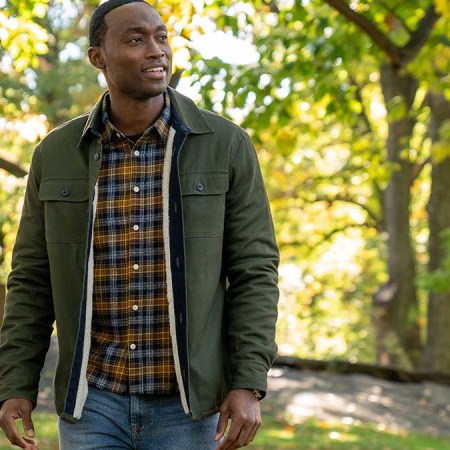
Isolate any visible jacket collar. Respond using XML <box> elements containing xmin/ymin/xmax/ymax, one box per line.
<box><xmin>78</xmin><ymin>88</ymin><xmax>213</xmax><ymax>148</ymax></box>
<box><xmin>166</xmin><ymin>87</ymin><xmax>213</xmax><ymax>135</ymax></box>
<box><xmin>78</xmin><ymin>93</ymin><xmax>105</xmax><ymax>148</ymax></box>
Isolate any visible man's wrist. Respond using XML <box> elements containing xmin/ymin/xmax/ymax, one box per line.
<box><xmin>245</xmin><ymin>388</ymin><xmax>263</xmax><ymax>400</ymax></box>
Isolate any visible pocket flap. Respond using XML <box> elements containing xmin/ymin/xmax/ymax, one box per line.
<box><xmin>39</xmin><ymin>179</ymin><xmax>89</xmax><ymax>202</ymax></box>
<box><xmin>180</xmin><ymin>173</ymin><xmax>228</xmax><ymax>196</ymax></box>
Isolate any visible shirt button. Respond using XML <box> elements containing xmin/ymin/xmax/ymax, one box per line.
<box><xmin>196</xmin><ymin>182</ymin><xmax>204</xmax><ymax>192</ymax></box>
<box><xmin>133</xmin><ymin>224</ymin><xmax>139</xmax><ymax>231</ymax></box>
<box><xmin>116</xmin><ymin>132</ymin><xmax>121</xmax><ymax>138</ymax></box>
<box><xmin>133</xmin><ymin>186</ymin><xmax>140</xmax><ymax>193</ymax></box>
<box><xmin>94</xmin><ymin>152</ymin><xmax>100</xmax><ymax>161</ymax></box>
<box><xmin>132</xmin><ymin>304</ymin><xmax>139</xmax><ymax>311</ymax></box>
<box><xmin>133</xmin><ymin>264</ymin><xmax>139</xmax><ymax>270</ymax></box>
<box><xmin>130</xmin><ymin>343</ymin><xmax>136</xmax><ymax>350</ymax></box>
<box><xmin>134</xmin><ymin>150</ymin><xmax>140</xmax><ymax>156</ymax></box>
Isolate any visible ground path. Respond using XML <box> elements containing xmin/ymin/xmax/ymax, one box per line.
<box><xmin>37</xmin><ymin>338</ymin><xmax>450</xmax><ymax>440</ymax></box>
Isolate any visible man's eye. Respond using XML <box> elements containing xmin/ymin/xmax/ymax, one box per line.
<box><xmin>129</xmin><ymin>37</ymin><xmax>143</xmax><ymax>43</ymax></box>
<box><xmin>158</xmin><ymin>35</ymin><xmax>168</xmax><ymax>41</ymax></box>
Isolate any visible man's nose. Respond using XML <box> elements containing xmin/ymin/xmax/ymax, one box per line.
<box><xmin>145</xmin><ymin>39</ymin><xmax>165</xmax><ymax>58</ymax></box>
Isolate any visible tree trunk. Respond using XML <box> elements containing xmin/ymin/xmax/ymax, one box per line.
<box><xmin>0</xmin><ymin>224</ymin><xmax>5</xmax><ymax>326</ymax></box>
<box><xmin>0</xmin><ymin>283</ymin><xmax>4</xmax><ymax>326</ymax></box>
<box><xmin>374</xmin><ymin>64</ymin><xmax>421</xmax><ymax>368</ymax></box>
<box><xmin>423</xmin><ymin>92</ymin><xmax>450</xmax><ymax>373</ymax></box>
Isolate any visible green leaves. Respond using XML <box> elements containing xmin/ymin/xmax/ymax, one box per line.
<box><xmin>0</xmin><ymin>0</ymin><xmax>449</xmax><ymax>366</ymax></box>
<box><xmin>431</xmin><ymin>119</ymin><xmax>450</xmax><ymax>163</ymax></box>
<box><xmin>1</xmin><ymin>1</ymin><xmax>49</xmax><ymax>71</ymax></box>
<box><xmin>418</xmin><ymin>228</ymin><xmax>450</xmax><ymax>294</ymax></box>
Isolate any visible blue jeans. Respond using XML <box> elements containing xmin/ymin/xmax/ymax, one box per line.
<box><xmin>58</xmin><ymin>387</ymin><xmax>219</xmax><ymax>449</ymax></box>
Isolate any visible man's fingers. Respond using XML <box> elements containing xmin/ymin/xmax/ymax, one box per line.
<box><xmin>219</xmin><ymin>426</ymin><xmax>253</xmax><ymax>450</ymax></box>
<box><xmin>215</xmin><ymin>390</ymin><xmax>263</xmax><ymax>449</ymax></box>
<box><xmin>215</xmin><ymin>409</ymin><xmax>229</xmax><ymax>441</ymax></box>
<box><xmin>4</xmin><ymin>415</ymin><xmax>36</xmax><ymax>449</ymax></box>
<box><xmin>238</xmin><ymin>424</ymin><xmax>254</xmax><ymax>447</ymax></box>
<box><xmin>20</xmin><ymin>406</ymin><xmax>35</xmax><ymax>438</ymax></box>
<box><xmin>223</xmin><ymin>416</ymin><xmax>242</xmax><ymax>443</ymax></box>
<box><xmin>216</xmin><ymin>419</ymin><xmax>246</xmax><ymax>450</ymax></box>
<box><xmin>233</xmin><ymin>426</ymin><xmax>251</xmax><ymax>449</ymax></box>
<box><xmin>0</xmin><ymin>399</ymin><xmax>38</xmax><ymax>449</ymax></box>
<box><xmin>244</xmin><ymin>421</ymin><xmax>260</xmax><ymax>446</ymax></box>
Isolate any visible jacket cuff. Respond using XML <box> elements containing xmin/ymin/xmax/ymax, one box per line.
<box><xmin>230</xmin><ymin>365</ymin><xmax>268</xmax><ymax>398</ymax></box>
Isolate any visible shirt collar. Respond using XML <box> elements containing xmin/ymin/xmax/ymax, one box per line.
<box><xmin>100</xmin><ymin>91</ymin><xmax>171</xmax><ymax>144</ymax></box>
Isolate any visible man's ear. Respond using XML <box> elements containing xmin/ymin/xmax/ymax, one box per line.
<box><xmin>88</xmin><ymin>47</ymin><xmax>105</xmax><ymax>70</ymax></box>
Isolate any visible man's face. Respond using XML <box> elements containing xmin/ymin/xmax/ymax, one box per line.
<box><xmin>92</xmin><ymin>2</ymin><xmax>173</xmax><ymax>101</ymax></box>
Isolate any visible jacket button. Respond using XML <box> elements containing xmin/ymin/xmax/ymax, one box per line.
<box><xmin>94</xmin><ymin>152</ymin><xmax>100</xmax><ymax>161</ymax></box>
<box><xmin>196</xmin><ymin>182</ymin><xmax>204</xmax><ymax>192</ymax></box>
<box><xmin>61</xmin><ymin>188</ymin><xmax>69</xmax><ymax>197</ymax></box>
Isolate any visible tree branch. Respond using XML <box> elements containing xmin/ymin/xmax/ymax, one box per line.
<box><xmin>324</xmin><ymin>1</ymin><xmax>440</xmax><ymax>67</ymax></box>
<box><xmin>378</xmin><ymin>0</ymin><xmax>413</xmax><ymax>35</ymax></box>
<box><xmin>399</xmin><ymin>4</ymin><xmax>440</xmax><ymax>65</ymax></box>
<box><xmin>262</xmin><ymin>0</ymin><xmax>280</xmax><ymax>13</ymax></box>
<box><xmin>371</xmin><ymin>181</ymin><xmax>385</xmax><ymax>232</ymax></box>
<box><xmin>278</xmin><ymin>222</ymin><xmax>377</xmax><ymax>250</ymax></box>
<box><xmin>348</xmin><ymin>75</ymin><xmax>374</xmax><ymax>134</ymax></box>
<box><xmin>315</xmin><ymin>193</ymin><xmax>381</xmax><ymax>229</ymax></box>
<box><xmin>0</xmin><ymin>157</ymin><xmax>28</xmax><ymax>178</ymax></box>
<box><xmin>322</xmin><ymin>0</ymin><xmax>402</xmax><ymax>66</ymax></box>
<box><xmin>410</xmin><ymin>156</ymin><xmax>431</xmax><ymax>183</ymax></box>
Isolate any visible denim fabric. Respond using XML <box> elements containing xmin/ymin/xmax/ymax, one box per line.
<box><xmin>58</xmin><ymin>387</ymin><xmax>219</xmax><ymax>449</ymax></box>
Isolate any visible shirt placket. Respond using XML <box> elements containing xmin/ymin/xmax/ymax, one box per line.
<box><xmin>129</xmin><ymin>137</ymin><xmax>144</xmax><ymax>392</ymax></box>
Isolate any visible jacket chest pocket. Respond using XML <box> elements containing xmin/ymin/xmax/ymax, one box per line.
<box><xmin>180</xmin><ymin>173</ymin><xmax>228</xmax><ymax>238</ymax></box>
<box><xmin>39</xmin><ymin>179</ymin><xmax>90</xmax><ymax>243</ymax></box>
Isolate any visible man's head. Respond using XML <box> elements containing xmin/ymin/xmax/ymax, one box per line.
<box><xmin>88</xmin><ymin>0</ymin><xmax>173</xmax><ymax>102</ymax></box>
<box><xmin>89</xmin><ymin>0</ymin><xmax>147</xmax><ymax>47</ymax></box>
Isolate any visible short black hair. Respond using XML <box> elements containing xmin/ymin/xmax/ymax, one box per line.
<box><xmin>89</xmin><ymin>0</ymin><xmax>149</xmax><ymax>47</ymax></box>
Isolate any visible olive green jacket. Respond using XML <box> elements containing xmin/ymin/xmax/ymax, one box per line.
<box><xmin>0</xmin><ymin>88</ymin><xmax>279</xmax><ymax>422</ymax></box>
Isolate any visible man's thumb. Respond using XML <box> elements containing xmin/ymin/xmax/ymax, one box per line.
<box><xmin>21</xmin><ymin>409</ymin><xmax>35</xmax><ymax>437</ymax></box>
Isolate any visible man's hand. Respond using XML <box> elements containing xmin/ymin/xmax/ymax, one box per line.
<box><xmin>0</xmin><ymin>398</ymin><xmax>38</xmax><ymax>449</ymax></box>
<box><xmin>215</xmin><ymin>389</ymin><xmax>262</xmax><ymax>449</ymax></box>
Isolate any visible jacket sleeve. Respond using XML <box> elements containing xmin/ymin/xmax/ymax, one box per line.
<box><xmin>0</xmin><ymin>145</ymin><xmax>55</xmax><ymax>408</ymax></box>
<box><xmin>224</xmin><ymin>130</ymin><xmax>279</xmax><ymax>395</ymax></box>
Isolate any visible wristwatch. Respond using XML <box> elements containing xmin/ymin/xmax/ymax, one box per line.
<box><xmin>251</xmin><ymin>389</ymin><xmax>263</xmax><ymax>400</ymax></box>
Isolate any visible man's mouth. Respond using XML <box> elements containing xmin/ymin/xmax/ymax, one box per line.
<box><xmin>143</xmin><ymin>66</ymin><xmax>165</xmax><ymax>73</ymax></box>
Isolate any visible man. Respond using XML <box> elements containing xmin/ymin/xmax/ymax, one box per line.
<box><xmin>0</xmin><ymin>1</ymin><xmax>279</xmax><ymax>449</ymax></box>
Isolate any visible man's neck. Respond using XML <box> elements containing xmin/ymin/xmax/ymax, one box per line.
<box><xmin>108</xmin><ymin>93</ymin><xmax>165</xmax><ymax>136</ymax></box>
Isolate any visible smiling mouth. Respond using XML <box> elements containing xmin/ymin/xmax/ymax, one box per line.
<box><xmin>143</xmin><ymin>66</ymin><xmax>165</xmax><ymax>73</ymax></box>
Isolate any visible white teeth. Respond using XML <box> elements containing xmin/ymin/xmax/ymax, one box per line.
<box><xmin>144</xmin><ymin>67</ymin><xmax>164</xmax><ymax>73</ymax></box>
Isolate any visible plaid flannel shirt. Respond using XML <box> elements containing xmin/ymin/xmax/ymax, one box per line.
<box><xmin>86</xmin><ymin>93</ymin><xmax>177</xmax><ymax>394</ymax></box>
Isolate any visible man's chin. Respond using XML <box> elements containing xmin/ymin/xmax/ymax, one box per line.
<box><xmin>134</xmin><ymin>87</ymin><xmax>168</xmax><ymax>101</ymax></box>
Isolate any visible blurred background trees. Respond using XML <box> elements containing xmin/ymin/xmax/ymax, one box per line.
<box><xmin>1</xmin><ymin>0</ymin><xmax>449</xmax><ymax>373</ymax></box>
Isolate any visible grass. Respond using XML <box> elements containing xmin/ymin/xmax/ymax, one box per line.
<box><xmin>0</xmin><ymin>412</ymin><xmax>449</xmax><ymax>449</ymax></box>
<box><xmin>251</xmin><ymin>415</ymin><xmax>450</xmax><ymax>450</ymax></box>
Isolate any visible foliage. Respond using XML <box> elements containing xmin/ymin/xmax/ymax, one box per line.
<box><xmin>0</xmin><ymin>0</ymin><xmax>102</xmax><ymax>282</ymax></box>
<box><xmin>431</xmin><ymin>119</ymin><xmax>450</xmax><ymax>164</ymax></box>
<box><xmin>0</xmin><ymin>0</ymin><xmax>49</xmax><ymax>71</ymax></box>
<box><xmin>1</xmin><ymin>0</ymin><xmax>450</xmax><ymax>366</ymax></box>
<box><xmin>182</xmin><ymin>0</ymin><xmax>450</xmax><ymax>366</ymax></box>
<box><xmin>417</xmin><ymin>228</ymin><xmax>450</xmax><ymax>294</ymax></box>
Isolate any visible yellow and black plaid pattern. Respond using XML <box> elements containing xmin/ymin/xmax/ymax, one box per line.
<box><xmin>87</xmin><ymin>94</ymin><xmax>178</xmax><ymax>394</ymax></box>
